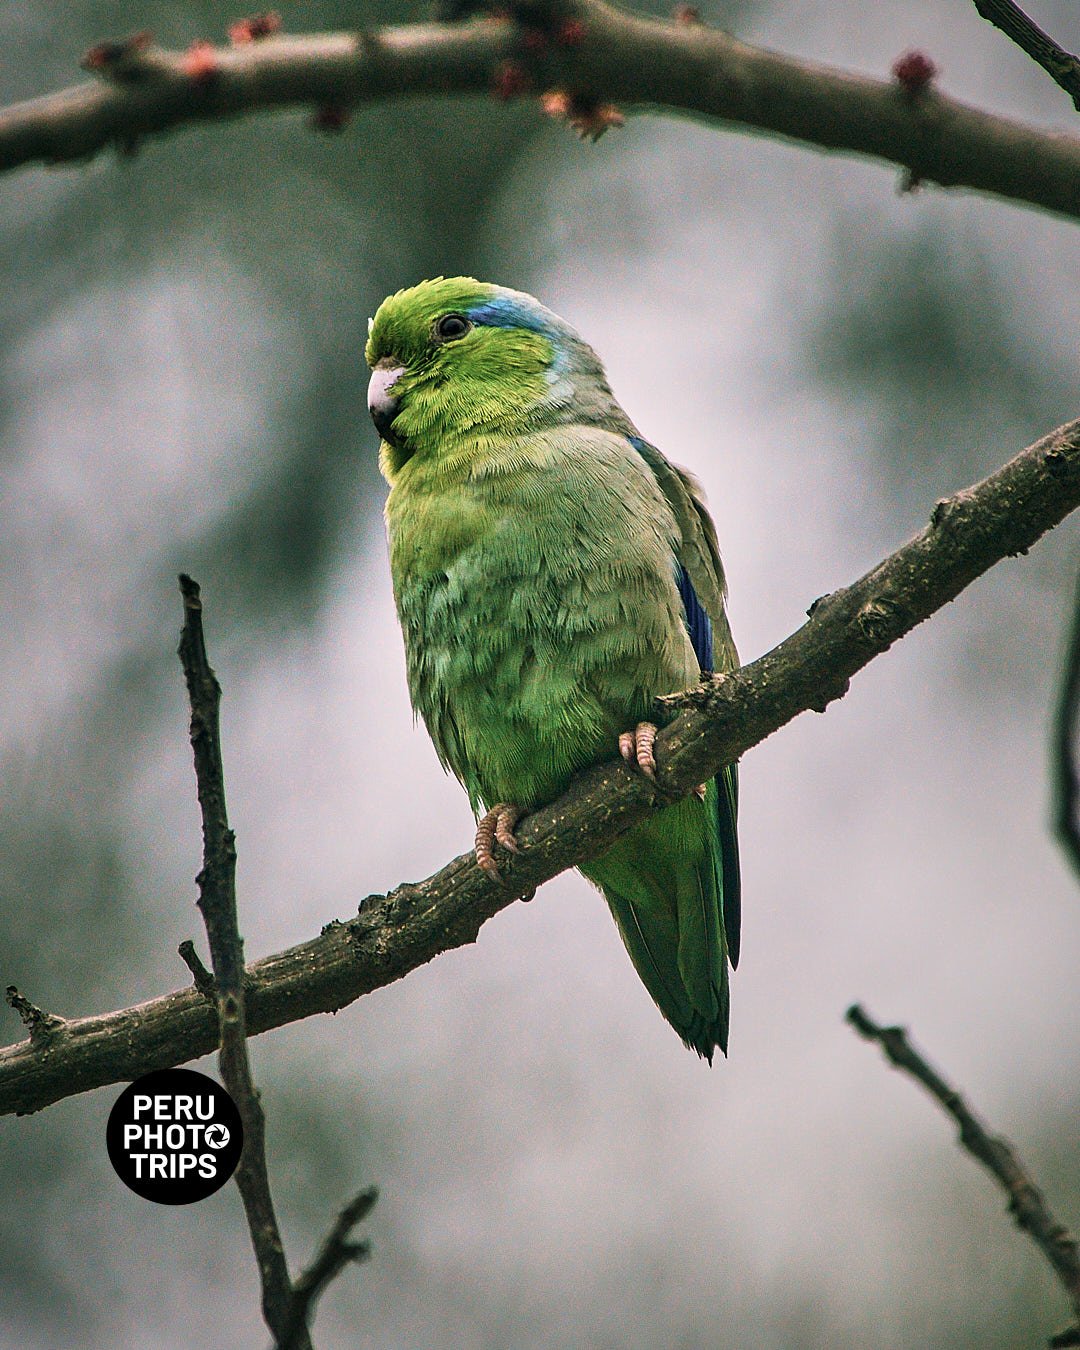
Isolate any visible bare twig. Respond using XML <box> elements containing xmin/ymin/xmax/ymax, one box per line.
<box><xmin>178</xmin><ymin>577</ymin><xmax>375</xmax><ymax>1350</ymax></box>
<box><xmin>1</xmin><ymin>3</ymin><xmax>1080</xmax><ymax>222</ymax></box>
<box><xmin>280</xmin><ymin>1187</ymin><xmax>379</xmax><ymax>1350</ymax></box>
<box><xmin>1053</xmin><ymin>561</ymin><xmax>1080</xmax><ymax>881</ymax></box>
<box><xmin>177</xmin><ymin>938</ymin><xmax>217</xmax><ymax>999</ymax></box>
<box><xmin>847</xmin><ymin>1004</ymin><xmax>1080</xmax><ymax>1347</ymax></box>
<box><xmin>4</xmin><ymin>986</ymin><xmax>66</xmax><ymax>1047</ymax></box>
<box><xmin>178</xmin><ymin>574</ymin><xmax>304</xmax><ymax>1350</ymax></box>
<box><xmin>1</xmin><ymin>419</ymin><xmax>1079</xmax><ymax>1119</ymax></box>
<box><xmin>971</xmin><ymin>0</ymin><xmax>1080</xmax><ymax>112</ymax></box>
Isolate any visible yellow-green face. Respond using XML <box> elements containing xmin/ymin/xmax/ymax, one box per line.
<box><xmin>365</xmin><ymin>277</ymin><xmax>558</xmax><ymax>477</ymax></box>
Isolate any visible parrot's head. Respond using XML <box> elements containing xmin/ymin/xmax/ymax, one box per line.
<box><xmin>365</xmin><ymin>276</ymin><xmax>606</xmax><ymax>478</ymax></box>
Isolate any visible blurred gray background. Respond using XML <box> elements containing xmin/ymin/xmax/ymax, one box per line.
<box><xmin>2</xmin><ymin>1</ymin><xmax>1079</xmax><ymax>1346</ymax></box>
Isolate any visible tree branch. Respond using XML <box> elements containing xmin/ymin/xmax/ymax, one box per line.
<box><xmin>847</xmin><ymin>1004</ymin><xmax>1080</xmax><ymax>1348</ymax></box>
<box><xmin>2</xmin><ymin>2</ymin><xmax>1080</xmax><ymax>222</ymax></box>
<box><xmin>3</xmin><ymin>986</ymin><xmax>66</xmax><ymax>1048</ymax></box>
<box><xmin>280</xmin><ymin>1187</ymin><xmax>378</xmax><ymax>1350</ymax></box>
<box><xmin>2</xmin><ymin>418</ymin><xmax>1079</xmax><ymax>1119</ymax></box>
<box><xmin>179</xmin><ymin>575</ymin><xmax>304</xmax><ymax>1349</ymax></box>
<box><xmin>971</xmin><ymin>0</ymin><xmax>1080</xmax><ymax>112</ymax></box>
<box><xmin>1053</xmin><ymin>560</ymin><xmax>1080</xmax><ymax>881</ymax></box>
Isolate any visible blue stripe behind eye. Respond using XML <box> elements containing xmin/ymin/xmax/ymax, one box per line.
<box><xmin>468</xmin><ymin>296</ymin><xmax>551</xmax><ymax>333</ymax></box>
<box><xmin>467</xmin><ymin>295</ymin><xmax>571</xmax><ymax>376</ymax></box>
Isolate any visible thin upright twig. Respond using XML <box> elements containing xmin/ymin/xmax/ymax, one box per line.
<box><xmin>178</xmin><ymin>574</ymin><xmax>306</xmax><ymax>1350</ymax></box>
<box><xmin>1052</xmin><ymin>562</ymin><xmax>1080</xmax><ymax>881</ymax></box>
<box><xmin>178</xmin><ymin>575</ymin><xmax>376</xmax><ymax>1350</ymax></box>
<box><xmin>971</xmin><ymin>0</ymin><xmax>1080</xmax><ymax>111</ymax></box>
<box><xmin>847</xmin><ymin>1004</ymin><xmax>1080</xmax><ymax>1348</ymax></box>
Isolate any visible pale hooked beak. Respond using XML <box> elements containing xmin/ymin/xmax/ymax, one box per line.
<box><xmin>368</xmin><ymin>363</ymin><xmax>405</xmax><ymax>446</ymax></box>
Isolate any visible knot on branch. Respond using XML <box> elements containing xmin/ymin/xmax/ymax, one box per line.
<box><xmin>81</xmin><ymin>31</ymin><xmax>154</xmax><ymax>81</ymax></box>
<box><xmin>656</xmin><ymin>671</ymin><xmax>726</xmax><ymax>713</ymax></box>
<box><xmin>930</xmin><ymin>495</ymin><xmax>961</xmax><ymax>529</ymax></box>
<box><xmin>1044</xmin><ymin>445</ymin><xmax>1077</xmax><ymax>479</ymax></box>
<box><xmin>5</xmin><ymin>986</ymin><xmax>67</xmax><ymax>1047</ymax></box>
<box><xmin>856</xmin><ymin>597</ymin><xmax>903</xmax><ymax>650</ymax></box>
<box><xmin>806</xmin><ymin>590</ymin><xmax>840</xmax><ymax>619</ymax></box>
<box><xmin>229</xmin><ymin>12</ymin><xmax>282</xmax><ymax>45</ymax></box>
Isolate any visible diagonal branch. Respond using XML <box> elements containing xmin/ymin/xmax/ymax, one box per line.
<box><xmin>1</xmin><ymin>2</ymin><xmax>1080</xmax><ymax>222</ymax></box>
<box><xmin>847</xmin><ymin>1004</ymin><xmax>1080</xmax><ymax>1348</ymax></box>
<box><xmin>971</xmin><ymin>0</ymin><xmax>1080</xmax><ymax>112</ymax></box>
<box><xmin>1</xmin><ymin>417</ymin><xmax>1079</xmax><ymax>1119</ymax></box>
<box><xmin>178</xmin><ymin>575</ymin><xmax>305</xmax><ymax>1349</ymax></box>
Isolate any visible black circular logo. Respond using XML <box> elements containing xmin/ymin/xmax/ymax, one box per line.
<box><xmin>107</xmin><ymin>1067</ymin><xmax>243</xmax><ymax>1204</ymax></box>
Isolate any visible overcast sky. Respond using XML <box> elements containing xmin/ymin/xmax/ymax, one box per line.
<box><xmin>2</xmin><ymin>2</ymin><xmax>1079</xmax><ymax>1347</ymax></box>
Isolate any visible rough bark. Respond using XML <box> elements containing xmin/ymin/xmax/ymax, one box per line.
<box><xmin>1</xmin><ymin>3</ymin><xmax>1079</xmax><ymax>221</ymax></box>
<box><xmin>1</xmin><ymin>417</ymin><xmax>1078</xmax><ymax>1118</ymax></box>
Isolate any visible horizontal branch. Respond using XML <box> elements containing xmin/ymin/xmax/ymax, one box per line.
<box><xmin>2</xmin><ymin>418</ymin><xmax>1079</xmax><ymax>1117</ymax></box>
<box><xmin>2</xmin><ymin>1</ymin><xmax>1080</xmax><ymax>222</ymax></box>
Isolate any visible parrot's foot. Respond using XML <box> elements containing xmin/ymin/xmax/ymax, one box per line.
<box><xmin>619</xmin><ymin>723</ymin><xmax>707</xmax><ymax>800</ymax></box>
<box><xmin>619</xmin><ymin>721</ymin><xmax>658</xmax><ymax>781</ymax></box>
<box><xmin>475</xmin><ymin>803</ymin><xmax>522</xmax><ymax>884</ymax></box>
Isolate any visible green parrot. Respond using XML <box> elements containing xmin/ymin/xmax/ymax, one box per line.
<box><xmin>365</xmin><ymin>277</ymin><xmax>740</xmax><ymax>1061</ymax></box>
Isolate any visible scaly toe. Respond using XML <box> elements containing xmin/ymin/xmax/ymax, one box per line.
<box><xmin>618</xmin><ymin>723</ymin><xmax>659</xmax><ymax>779</ymax></box>
<box><xmin>630</xmin><ymin>721</ymin><xmax>658</xmax><ymax>780</ymax></box>
<box><xmin>475</xmin><ymin>802</ymin><xmax>523</xmax><ymax>884</ymax></box>
<box><xmin>495</xmin><ymin>804</ymin><xmax>522</xmax><ymax>853</ymax></box>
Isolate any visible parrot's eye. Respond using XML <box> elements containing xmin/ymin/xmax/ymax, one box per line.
<box><xmin>433</xmin><ymin>313</ymin><xmax>472</xmax><ymax>342</ymax></box>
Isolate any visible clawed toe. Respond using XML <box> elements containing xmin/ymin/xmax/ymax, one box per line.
<box><xmin>618</xmin><ymin>721</ymin><xmax>658</xmax><ymax>781</ymax></box>
<box><xmin>475</xmin><ymin>802</ymin><xmax>523</xmax><ymax>884</ymax></box>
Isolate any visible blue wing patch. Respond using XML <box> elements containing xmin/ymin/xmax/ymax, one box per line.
<box><xmin>627</xmin><ymin>435</ymin><xmax>740</xmax><ymax>970</ymax></box>
<box><xmin>627</xmin><ymin>435</ymin><xmax>714</xmax><ymax>673</ymax></box>
<box><xmin>676</xmin><ymin>563</ymin><xmax>714</xmax><ymax>674</ymax></box>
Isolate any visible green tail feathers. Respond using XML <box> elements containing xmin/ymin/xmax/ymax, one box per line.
<box><xmin>582</xmin><ymin>778</ymin><xmax>739</xmax><ymax>1063</ymax></box>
